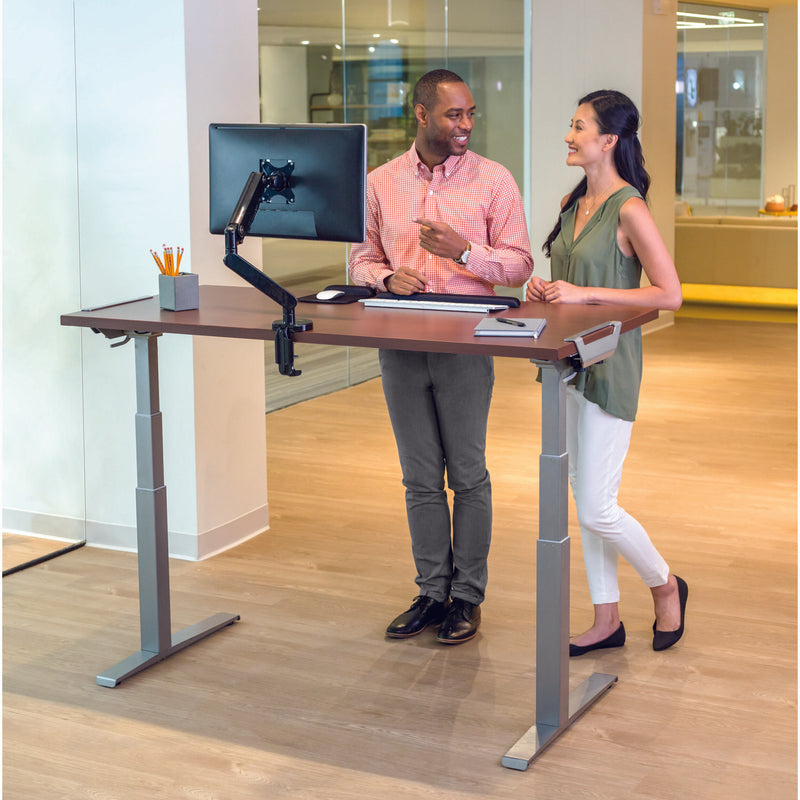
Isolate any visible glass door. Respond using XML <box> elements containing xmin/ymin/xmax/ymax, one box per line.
<box><xmin>258</xmin><ymin>1</ymin><xmax>526</xmax><ymax>411</ymax></box>
<box><xmin>676</xmin><ymin>3</ymin><xmax>768</xmax><ymax>216</ymax></box>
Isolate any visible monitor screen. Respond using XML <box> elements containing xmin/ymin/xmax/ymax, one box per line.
<box><xmin>209</xmin><ymin>122</ymin><xmax>367</xmax><ymax>243</ymax></box>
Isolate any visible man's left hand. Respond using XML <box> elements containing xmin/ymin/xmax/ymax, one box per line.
<box><xmin>414</xmin><ymin>217</ymin><xmax>466</xmax><ymax>260</ymax></box>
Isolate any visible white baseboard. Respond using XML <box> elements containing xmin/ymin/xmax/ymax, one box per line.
<box><xmin>2</xmin><ymin>505</ymin><xmax>269</xmax><ymax>561</ymax></box>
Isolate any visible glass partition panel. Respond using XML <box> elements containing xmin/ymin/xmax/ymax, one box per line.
<box><xmin>258</xmin><ymin>3</ymin><xmax>358</xmax><ymax>411</ymax></box>
<box><xmin>676</xmin><ymin>3</ymin><xmax>768</xmax><ymax>216</ymax></box>
<box><xmin>2</xmin><ymin>0</ymin><xmax>88</xmax><ymax>570</ymax></box>
<box><xmin>258</xmin><ymin>1</ymin><xmax>526</xmax><ymax>411</ymax></box>
<box><xmin>342</xmin><ymin>1</ymin><xmax>525</xmax><ymax>185</ymax></box>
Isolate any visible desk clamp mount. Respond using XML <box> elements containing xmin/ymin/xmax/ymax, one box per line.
<box><xmin>223</xmin><ymin>169</ymin><xmax>312</xmax><ymax>377</ymax></box>
<box><xmin>563</xmin><ymin>320</ymin><xmax>622</xmax><ymax>380</ymax></box>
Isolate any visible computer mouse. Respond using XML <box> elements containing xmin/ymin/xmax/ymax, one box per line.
<box><xmin>316</xmin><ymin>289</ymin><xmax>345</xmax><ymax>300</ymax></box>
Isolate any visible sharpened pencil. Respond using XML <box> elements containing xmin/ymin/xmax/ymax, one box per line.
<box><xmin>151</xmin><ymin>249</ymin><xmax>166</xmax><ymax>274</ymax></box>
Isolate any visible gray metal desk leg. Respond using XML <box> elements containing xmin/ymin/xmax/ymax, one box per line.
<box><xmin>97</xmin><ymin>333</ymin><xmax>239</xmax><ymax>687</ymax></box>
<box><xmin>502</xmin><ymin>359</ymin><xmax>616</xmax><ymax>769</ymax></box>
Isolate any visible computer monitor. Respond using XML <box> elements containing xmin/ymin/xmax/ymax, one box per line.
<box><xmin>209</xmin><ymin>122</ymin><xmax>367</xmax><ymax>243</ymax></box>
<box><xmin>208</xmin><ymin>122</ymin><xmax>367</xmax><ymax>377</ymax></box>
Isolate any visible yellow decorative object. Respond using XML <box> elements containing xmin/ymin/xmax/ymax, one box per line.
<box><xmin>681</xmin><ymin>283</ymin><xmax>797</xmax><ymax>308</ymax></box>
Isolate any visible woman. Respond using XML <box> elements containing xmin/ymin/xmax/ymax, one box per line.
<box><xmin>527</xmin><ymin>90</ymin><xmax>687</xmax><ymax>655</ymax></box>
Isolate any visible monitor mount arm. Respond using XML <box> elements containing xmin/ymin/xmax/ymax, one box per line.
<box><xmin>223</xmin><ymin>169</ymin><xmax>312</xmax><ymax>377</ymax></box>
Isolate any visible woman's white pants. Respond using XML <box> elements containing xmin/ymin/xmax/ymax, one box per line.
<box><xmin>566</xmin><ymin>386</ymin><xmax>669</xmax><ymax>604</ymax></box>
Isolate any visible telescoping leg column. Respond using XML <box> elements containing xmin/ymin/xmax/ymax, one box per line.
<box><xmin>95</xmin><ymin>332</ymin><xmax>239</xmax><ymax>687</ymax></box>
<box><xmin>502</xmin><ymin>342</ymin><xmax>619</xmax><ymax>769</ymax></box>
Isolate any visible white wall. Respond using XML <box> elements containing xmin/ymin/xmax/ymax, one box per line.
<box><xmin>2</xmin><ymin>0</ymin><xmax>269</xmax><ymax>559</ymax></box>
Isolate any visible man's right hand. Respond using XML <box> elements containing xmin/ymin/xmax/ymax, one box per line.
<box><xmin>386</xmin><ymin>267</ymin><xmax>429</xmax><ymax>295</ymax></box>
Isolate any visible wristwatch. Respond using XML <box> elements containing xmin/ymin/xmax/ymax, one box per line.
<box><xmin>453</xmin><ymin>241</ymin><xmax>471</xmax><ymax>265</ymax></box>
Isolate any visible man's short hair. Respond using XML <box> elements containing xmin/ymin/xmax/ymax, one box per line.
<box><xmin>412</xmin><ymin>69</ymin><xmax>466</xmax><ymax>110</ymax></box>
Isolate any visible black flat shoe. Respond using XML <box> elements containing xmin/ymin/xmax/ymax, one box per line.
<box><xmin>569</xmin><ymin>622</ymin><xmax>626</xmax><ymax>657</ymax></box>
<box><xmin>436</xmin><ymin>598</ymin><xmax>480</xmax><ymax>644</ymax></box>
<box><xmin>386</xmin><ymin>595</ymin><xmax>449</xmax><ymax>638</ymax></box>
<box><xmin>653</xmin><ymin>575</ymin><xmax>688</xmax><ymax>651</ymax></box>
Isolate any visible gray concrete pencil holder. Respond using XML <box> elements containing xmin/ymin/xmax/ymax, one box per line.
<box><xmin>159</xmin><ymin>272</ymin><xmax>199</xmax><ymax>311</ymax></box>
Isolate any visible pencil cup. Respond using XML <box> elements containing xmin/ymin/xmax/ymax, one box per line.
<box><xmin>159</xmin><ymin>272</ymin><xmax>199</xmax><ymax>311</ymax></box>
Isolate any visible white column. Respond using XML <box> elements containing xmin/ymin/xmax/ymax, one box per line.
<box><xmin>642</xmin><ymin>0</ymin><xmax>678</xmax><ymax>262</ymax></box>
<box><xmin>529</xmin><ymin>0</ymin><xmax>644</xmax><ymax>279</ymax></box>
<box><xmin>763</xmin><ymin>5</ymin><xmax>798</xmax><ymax>204</ymax></box>
<box><xmin>641</xmin><ymin>0</ymin><xmax>678</xmax><ymax>329</ymax></box>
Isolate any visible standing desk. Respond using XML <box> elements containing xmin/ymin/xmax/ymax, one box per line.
<box><xmin>61</xmin><ymin>284</ymin><xmax>657</xmax><ymax>769</ymax></box>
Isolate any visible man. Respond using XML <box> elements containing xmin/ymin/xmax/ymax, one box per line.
<box><xmin>349</xmin><ymin>69</ymin><xmax>533</xmax><ymax>644</ymax></box>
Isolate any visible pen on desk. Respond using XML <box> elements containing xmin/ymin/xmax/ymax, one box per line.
<box><xmin>497</xmin><ymin>317</ymin><xmax>526</xmax><ymax>327</ymax></box>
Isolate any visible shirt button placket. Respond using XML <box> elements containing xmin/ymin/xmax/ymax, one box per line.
<box><xmin>426</xmin><ymin>186</ymin><xmax>435</xmax><ymax>264</ymax></box>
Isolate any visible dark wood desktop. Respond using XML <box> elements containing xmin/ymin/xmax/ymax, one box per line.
<box><xmin>66</xmin><ymin>284</ymin><xmax>652</xmax><ymax>359</ymax></box>
<box><xmin>62</xmin><ymin>284</ymin><xmax>658</xmax><ymax>769</ymax></box>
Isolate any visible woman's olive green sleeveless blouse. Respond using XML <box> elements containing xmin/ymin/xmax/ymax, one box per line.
<box><xmin>551</xmin><ymin>185</ymin><xmax>643</xmax><ymax>421</ymax></box>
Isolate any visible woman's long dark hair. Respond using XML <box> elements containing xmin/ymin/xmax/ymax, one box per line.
<box><xmin>543</xmin><ymin>90</ymin><xmax>650</xmax><ymax>257</ymax></box>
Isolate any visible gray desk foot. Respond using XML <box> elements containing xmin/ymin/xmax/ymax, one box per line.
<box><xmin>96</xmin><ymin>612</ymin><xmax>240</xmax><ymax>687</ymax></box>
<box><xmin>502</xmin><ymin>672</ymin><xmax>617</xmax><ymax>770</ymax></box>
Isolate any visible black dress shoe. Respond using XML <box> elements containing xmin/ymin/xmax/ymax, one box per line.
<box><xmin>436</xmin><ymin>598</ymin><xmax>480</xmax><ymax>644</ymax></box>
<box><xmin>569</xmin><ymin>622</ymin><xmax>626</xmax><ymax>657</ymax></box>
<box><xmin>386</xmin><ymin>595</ymin><xmax>449</xmax><ymax>638</ymax></box>
<box><xmin>653</xmin><ymin>575</ymin><xmax>688</xmax><ymax>651</ymax></box>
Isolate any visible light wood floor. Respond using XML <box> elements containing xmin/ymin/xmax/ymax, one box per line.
<box><xmin>2</xmin><ymin>533</ymin><xmax>82</xmax><ymax>572</ymax></box>
<box><xmin>3</xmin><ymin>315</ymin><xmax>797</xmax><ymax>799</ymax></box>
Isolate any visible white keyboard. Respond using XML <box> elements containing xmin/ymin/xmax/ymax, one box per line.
<box><xmin>360</xmin><ymin>298</ymin><xmax>507</xmax><ymax>313</ymax></box>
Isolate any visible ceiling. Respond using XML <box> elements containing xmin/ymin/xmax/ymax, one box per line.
<box><xmin>256</xmin><ymin>0</ymin><xmax>798</xmax><ymax>29</ymax></box>
<box><xmin>256</xmin><ymin>1</ymin><xmax>524</xmax><ymax>34</ymax></box>
<box><xmin>255</xmin><ymin>2</ymin><xmax>794</xmax><ymax>51</ymax></box>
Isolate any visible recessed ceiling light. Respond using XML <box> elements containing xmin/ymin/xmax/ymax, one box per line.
<box><xmin>677</xmin><ymin>10</ymin><xmax>762</xmax><ymax>29</ymax></box>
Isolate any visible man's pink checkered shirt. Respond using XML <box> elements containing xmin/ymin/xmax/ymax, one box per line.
<box><xmin>349</xmin><ymin>144</ymin><xmax>534</xmax><ymax>295</ymax></box>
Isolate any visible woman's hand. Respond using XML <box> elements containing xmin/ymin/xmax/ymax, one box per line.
<box><xmin>525</xmin><ymin>275</ymin><xmax>548</xmax><ymax>302</ymax></box>
<box><xmin>543</xmin><ymin>280</ymin><xmax>587</xmax><ymax>304</ymax></box>
<box><xmin>527</xmin><ymin>276</ymin><xmax>588</xmax><ymax>304</ymax></box>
